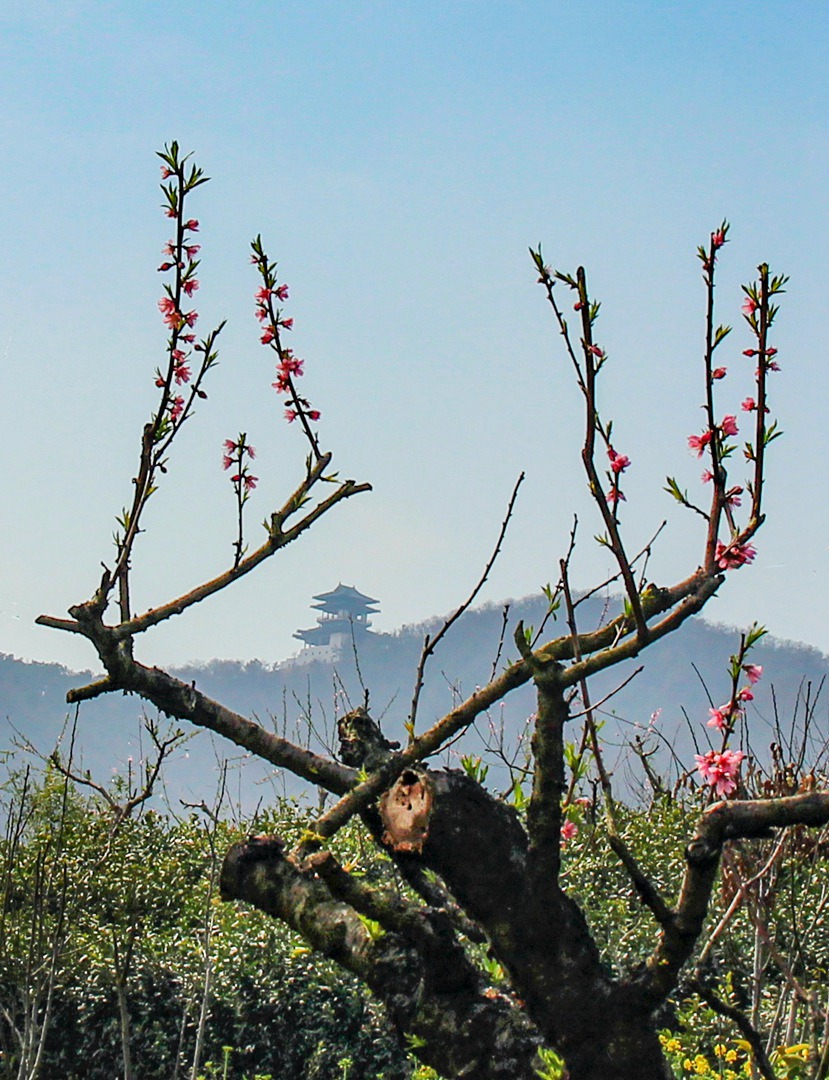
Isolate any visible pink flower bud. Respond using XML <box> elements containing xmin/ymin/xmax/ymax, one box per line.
<box><xmin>688</xmin><ymin>430</ymin><xmax>713</xmax><ymax>457</ymax></box>
<box><xmin>720</xmin><ymin>415</ymin><xmax>739</xmax><ymax>437</ymax></box>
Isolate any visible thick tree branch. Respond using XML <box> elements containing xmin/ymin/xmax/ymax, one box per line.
<box><xmin>526</xmin><ymin>670</ymin><xmax>568</xmax><ymax>878</ymax></box>
<box><xmin>112</xmin><ymin>464</ymin><xmax>370</xmax><ymax>639</ymax></box>
<box><xmin>71</xmin><ymin>659</ymin><xmax>356</xmax><ymax>795</ymax></box>
<box><xmin>643</xmin><ymin>792</ymin><xmax>829</xmax><ymax>1002</ymax></box>
<box><xmin>220</xmin><ymin>834</ymin><xmax>543</xmax><ymax>1080</ymax></box>
<box><xmin>302</xmin><ymin>567</ymin><xmax>726</xmax><ymax>849</ymax></box>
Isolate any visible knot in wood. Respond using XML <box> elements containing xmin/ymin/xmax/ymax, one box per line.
<box><xmin>379</xmin><ymin>769</ymin><xmax>434</xmax><ymax>853</ymax></box>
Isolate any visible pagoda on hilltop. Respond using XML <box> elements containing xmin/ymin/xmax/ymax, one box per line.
<box><xmin>292</xmin><ymin>584</ymin><xmax>379</xmax><ymax>662</ymax></box>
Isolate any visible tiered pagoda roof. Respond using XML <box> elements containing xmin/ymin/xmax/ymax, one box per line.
<box><xmin>293</xmin><ymin>584</ymin><xmax>379</xmax><ymax>649</ymax></box>
<box><xmin>310</xmin><ymin>584</ymin><xmax>379</xmax><ymax>614</ymax></box>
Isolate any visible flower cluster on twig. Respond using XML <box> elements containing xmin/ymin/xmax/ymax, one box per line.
<box><xmin>250</xmin><ymin>235</ymin><xmax>322</xmax><ymax>459</ymax></box>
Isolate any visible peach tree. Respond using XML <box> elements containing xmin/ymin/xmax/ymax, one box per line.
<box><xmin>38</xmin><ymin>144</ymin><xmax>827</xmax><ymax>1080</ymax></box>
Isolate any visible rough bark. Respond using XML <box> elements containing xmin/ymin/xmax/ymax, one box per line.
<box><xmin>220</xmin><ymin>835</ymin><xmax>543</xmax><ymax>1080</ymax></box>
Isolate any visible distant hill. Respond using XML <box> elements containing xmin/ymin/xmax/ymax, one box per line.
<box><xmin>2</xmin><ymin>594</ymin><xmax>827</xmax><ymax>809</ymax></box>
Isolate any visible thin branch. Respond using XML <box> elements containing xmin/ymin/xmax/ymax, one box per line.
<box><xmin>115</xmin><ymin>464</ymin><xmax>367</xmax><ymax>630</ymax></box>
<box><xmin>687</xmin><ymin>977</ymin><xmax>777</xmax><ymax>1080</ymax></box>
<box><xmin>489</xmin><ymin>603</ymin><xmax>511</xmax><ymax>683</ymax></box>
<box><xmin>644</xmin><ymin>791</ymin><xmax>829</xmax><ymax>1003</ymax></box>
<box><xmin>559</xmin><ymin>560</ymin><xmax>673</xmax><ymax>928</ymax></box>
<box><xmin>407</xmin><ymin>472</ymin><xmax>524</xmax><ymax>735</ymax></box>
<box><xmin>566</xmin><ymin>666</ymin><xmax>643</xmax><ymax>721</ymax></box>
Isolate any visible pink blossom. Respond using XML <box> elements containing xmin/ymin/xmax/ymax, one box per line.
<box><xmin>279</xmin><ymin>354</ymin><xmax>304</xmax><ymax>377</ymax></box>
<box><xmin>170</xmin><ymin>396</ymin><xmax>185</xmax><ymax>423</ymax></box>
<box><xmin>279</xmin><ymin>317</ymin><xmax>294</xmax><ymax>330</ymax></box>
<box><xmin>766</xmin><ymin>360</ymin><xmax>781</xmax><ymax>373</ymax></box>
<box><xmin>284</xmin><ymin>408</ymin><xmax>298</xmax><ymax>423</ymax></box>
<box><xmin>183</xmin><ymin>310</ymin><xmax>198</xmax><ymax>327</ymax></box>
<box><xmin>701</xmin><ymin>470</ymin><xmax>714</xmax><ymax>484</ymax></box>
<box><xmin>275</xmin><ymin>284</ymin><xmax>289</xmax><ymax>301</ymax></box>
<box><xmin>711</xmin><ymin>229</ymin><xmax>726</xmax><ymax>249</ymax></box>
<box><xmin>742</xmin><ymin>397</ymin><xmax>757</xmax><ymax>412</ymax></box>
<box><xmin>158</xmin><ymin>296</ymin><xmax>181</xmax><ymax>329</ymax></box>
<box><xmin>707</xmin><ymin>707</ymin><xmax>729</xmax><ymax>732</ymax></box>
<box><xmin>561</xmin><ymin>820</ymin><xmax>578</xmax><ymax>842</ymax></box>
<box><xmin>737</xmin><ymin>686</ymin><xmax>754</xmax><ymax>702</ymax></box>
<box><xmin>243</xmin><ymin>474</ymin><xmax>258</xmax><ymax>492</ymax></box>
<box><xmin>247</xmin><ymin>445</ymin><xmax>256</xmax><ymax>460</ymax></box>
<box><xmin>185</xmin><ymin>219</ymin><xmax>199</xmax><ymax>231</ymax></box>
<box><xmin>173</xmin><ymin>361</ymin><xmax>191</xmax><ymax>385</ymax></box>
<box><xmin>185</xmin><ymin>244</ymin><xmax>200</xmax><ymax>259</ymax></box>
<box><xmin>606</xmin><ymin>486</ymin><xmax>625</xmax><ymax>506</ymax></box>
<box><xmin>715</xmin><ymin>540</ymin><xmax>757</xmax><ymax>570</ymax></box>
<box><xmin>180</xmin><ymin>333</ymin><xmax>196</xmax><ymax>344</ymax></box>
<box><xmin>608</xmin><ymin>447</ymin><xmax>631</xmax><ymax>474</ymax></box>
<box><xmin>720</xmin><ymin>415</ymin><xmax>739</xmax><ymax>437</ymax></box>
<box><xmin>183</xmin><ymin>278</ymin><xmax>199</xmax><ymax>297</ymax></box>
<box><xmin>164</xmin><ymin>207</ymin><xmax>176</xmax><ymax>218</ymax></box>
<box><xmin>742</xmin><ymin>296</ymin><xmax>757</xmax><ymax>316</ymax></box>
<box><xmin>160</xmin><ymin>166</ymin><xmax>173</xmax><ymax>179</ymax></box>
<box><xmin>695</xmin><ymin>749</ymin><xmax>745</xmax><ymax>797</ymax></box>
<box><xmin>711</xmin><ymin>367</ymin><xmax>727</xmax><ymax>380</ymax></box>
<box><xmin>688</xmin><ymin>430</ymin><xmax>713</xmax><ymax>457</ymax></box>
<box><xmin>254</xmin><ymin>307</ymin><xmax>268</xmax><ymax>322</ymax></box>
<box><xmin>261</xmin><ymin>326</ymin><xmax>275</xmax><ymax>345</ymax></box>
<box><xmin>725</xmin><ymin>486</ymin><xmax>743</xmax><ymax>507</ymax></box>
<box><xmin>223</xmin><ymin>438</ymin><xmax>237</xmax><ymax>453</ymax></box>
<box><xmin>255</xmin><ymin>286</ymin><xmax>271</xmax><ymax>302</ymax></box>
<box><xmin>743</xmin><ymin>664</ymin><xmax>763</xmax><ymax>685</ymax></box>
<box><xmin>222</xmin><ymin>454</ymin><xmax>233</xmax><ymax>470</ymax></box>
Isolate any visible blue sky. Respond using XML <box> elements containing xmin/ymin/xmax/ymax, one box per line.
<box><xmin>2</xmin><ymin>1</ymin><xmax>828</xmax><ymax>669</ymax></box>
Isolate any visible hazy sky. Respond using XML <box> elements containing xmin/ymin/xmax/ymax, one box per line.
<box><xmin>2</xmin><ymin>1</ymin><xmax>828</xmax><ymax>671</ymax></box>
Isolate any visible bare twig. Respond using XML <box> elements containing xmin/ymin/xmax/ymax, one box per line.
<box><xmin>407</xmin><ymin>472</ymin><xmax>524</xmax><ymax>736</ymax></box>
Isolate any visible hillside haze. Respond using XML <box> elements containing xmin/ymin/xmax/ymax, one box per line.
<box><xmin>2</xmin><ymin>594</ymin><xmax>827</xmax><ymax>809</ymax></box>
